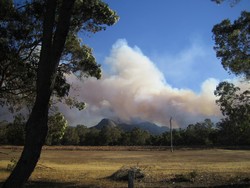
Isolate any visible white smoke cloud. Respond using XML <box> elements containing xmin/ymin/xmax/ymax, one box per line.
<box><xmin>60</xmin><ymin>39</ymin><xmax>223</xmax><ymax>128</ymax></box>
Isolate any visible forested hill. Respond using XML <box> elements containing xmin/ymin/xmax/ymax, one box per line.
<box><xmin>93</xmin><ymin>118</ymin><xmax>169</xmax><ymax>135</ymax></box>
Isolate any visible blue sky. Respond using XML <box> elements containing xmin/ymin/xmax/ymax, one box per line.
<box><xmin>82</xmin><ymin>0</ymin><xmax>249</xmax><ymax>91</ymax></box>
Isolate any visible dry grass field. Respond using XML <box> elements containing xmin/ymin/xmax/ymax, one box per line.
<box><xmin>0</xmin><ymin>146</ymin><xmax>250</xmax><ymax>187</ymax></box>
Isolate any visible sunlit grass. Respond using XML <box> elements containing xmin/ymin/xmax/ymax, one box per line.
<box><xmin>0</xmin><ymin>147</ymin><xmax>250</xmax><ymax>187</ymax></box>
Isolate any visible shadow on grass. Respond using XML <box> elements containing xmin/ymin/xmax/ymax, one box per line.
<box><xmin>30</xmin><ymin>182</ymin><xmax>250</xmax><ymax>188</ymax></box>
<box><xmin>210</xmin><ymin>184</ymin><xmax>250</xmax><ymax>188</ymax></box>
<box><xmin>1</xmin><ymin>180</ymin><xmax>250</xmax><ymax>188</ymax></box>
<box><xmin>0</xmin><ymin>181</ymin><xmax>95</xmax><ymax>188</ymax></box>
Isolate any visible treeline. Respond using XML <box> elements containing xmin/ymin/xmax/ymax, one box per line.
<box><xmin>1</xmin><ymin>115</ymin><xmax>249</xmax><ymax>146</ymax></box>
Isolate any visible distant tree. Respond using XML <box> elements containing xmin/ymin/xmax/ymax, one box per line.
<box><xmin>146</xmin><ymin>134</ymin><xmax>159</xmax><ymax>146</ymax></box>
<box><xmin>75</xmin><ymin>124</ymin><xmax>89</xmax><ymax>145</ymax></box>
<box><xmin>0</xmin><ymin>121</ymin><xmax>8</xmax><ymax>145</ymax></box>
<box><xmin>6</xmin><ymin>115</ymin><xmax>26</xmax><ymax>145</ymax></box>
<box><xmin>6</xmin><ymin>124</ymin><xmax>25</xmax><ymax>145</ymax></box>
<box><xmin>119</xmin><ymin>132</ymin><xmax>131</xmax><ymax>146</ymax></box>
<box><xmin>99</xmin><ymin>126</ymin><xmax>122</xmax><ymax>145</ymax></box>
<box><xmin>172</xmin><ymin>129</ymin><xmax>185</xmax><ymax>146</ymax></box>
<box><xmin>61</xmin><ymin>126</ymin><xmax>79</xmax><ymax>145</ymax></box>
<box><xmin>160</xmin><ymin>132</ymin><xmax>170</xmax><ymax>146</ymax></box>
<box><xmin>85</xmin><ymin>128</ymin><xmax>100</xmax><ymax>146</ymax></box>
<box><xmin>130</xmin><ymin>128</ymin><xmax>150</xmax><ymax>146</ymax></box>
<box><xmin>46</xmin><ymin>113</ymin><xmax>68</xmax><ymax>145</ymax></box>
<box><xmin>184</xmin><ymin>119</ymin><xmax>215</xmax><ymax>146</ymax></box>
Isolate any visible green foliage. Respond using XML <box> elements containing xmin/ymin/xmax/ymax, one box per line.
<box><xmin>59</xmin><ymin>120</ymin><xmax>219</xmax><ymax>147</ymax></box>
<box><xmin>0</xmin><ymin>0</ymin><xmax>42</xmax><ymax>111</ymax></box>
<box><xmin>46</xmin><ymin>113</ymin><xmax>68</xmax><ymax>145</ymax></box>
<box><xmin>171</xmin><ymin>129</ymin><xmax>186</xmax><ymax>145</ymax></box>
<box><xmin>119</xmin><ymin>132</ymin><xmax>131</xmax><ymax>145</ymax></box>
<box><xmin>130</xmin><ymin>128</ymin><xmax>150</xmax><ymax>146</ymax></box>
<box><xmin>211</xmin><ymin>0</ymin><xmax>241</xmax><ymax>6</ymax></box>
<box><xmin>0</xmin><ymin>121</ymin><xmax>8</xmax><ymax>144</ymax></box>
<box><xmin>64</xmin><ymin>97</ymin><xmax>86</xmax><ymax>111</ymax></box>
<box><xmin>212</xmin><ymin>6</ymin><xmax>250</xmax><ymax>146</ymax></box>
<box><xmin>62</xmin><ymin>126</ymin><xmax>80</xmax><ymax>145</ymax></box>
<box><xmin>3</xmin><ymin>117</ymin><xmax>249</xmax><ymax>146</ymax></box>
<box><xmin>75</xmin><ymin>124</ymin><xmax>89</xmax><ymax>145</ymax></box>
<box><xmin>212</xmin><ymin>11</ymin><xmax>250</xmax><ymax>80</ymax></box>
<box><xmin>215</xmin><ymin>82</ymin><xmax>250</xmax><ymax>145</ymax></box>
<box><xmin>154</xmin><ymin>119</ymin><xmax>217</xmax><ymax>147</ymax></box>
<box><xmin>99</xmin><ymin>126</ymin><xmax>122</xmax><ymax>145</ymax></box>
<box><xmin>217</xmin><ymin>118</ymin><xmax>250</xmax><ymax>145</ymax></box>
<box><xmin>0</xmin><ymin>116</ymin><xmax>26</xmax><ymax>145</ymax></box>
<box><xmin>185</xmin><ymin>119</ymin><xmax>215</xmax><ymax>146</ymax></box>
<box><xmin>6</xmin><ymin>115</ymin><xmax>25</xmax><ymax>145</ymax></box>
<box><xmin>84</xmin><ymin>128</ymin><xmax>100</xmax><ymax>146</ymax></box>
<box><xmin>5</xmin><ymin>124</ymin><xmax>25</xmax><ymax>145</ymax></box>
<box><xmin>214</xmin><ymin>82</ymin><xmax>249</xmax><ymax>118</ymax></box>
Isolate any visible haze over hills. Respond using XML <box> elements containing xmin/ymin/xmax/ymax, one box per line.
<box><xmin>93</xmin><ymin>118</ymin><xmax>169</xmax><ymax>135</ymax></box>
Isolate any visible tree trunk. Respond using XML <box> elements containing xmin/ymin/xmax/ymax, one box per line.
<box><xmin>3</xmin><ymin>1</ymin><xmax>75</xmax><ymax>187</ymax></box>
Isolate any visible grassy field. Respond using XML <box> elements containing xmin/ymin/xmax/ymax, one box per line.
<box><xmin>0</xmin><ymin>146</ymin><xmax>250</xmax><ymax>187</ymax></box>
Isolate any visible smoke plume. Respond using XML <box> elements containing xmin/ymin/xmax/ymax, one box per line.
<box><xmin>61</xmin><ymin>39</ymin><xmax>222</xmax><ymax>128</ymax></box>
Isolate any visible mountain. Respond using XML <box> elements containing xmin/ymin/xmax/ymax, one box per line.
<box><xmin>93</xmin><ymin>118</ymin><xmax>169</xmax><ymax>135</ymax></box>
<box><xmin>136</xmin><ymin>121</ymin><xmax>169</xmax><ymax>135</ymax></box>
<box><xmin>94</xmin><ymin>118</ymin><xmax>117</xmax><ymax>129</ymax></box>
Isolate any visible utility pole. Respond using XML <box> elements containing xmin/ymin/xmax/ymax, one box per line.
<box><xmin>170</xmin><ymin>117</ymin><xmax>173</xmax><ymax>152</ymax></box>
